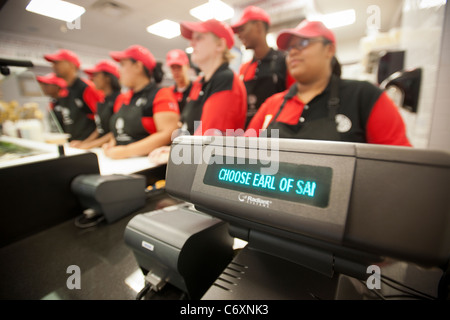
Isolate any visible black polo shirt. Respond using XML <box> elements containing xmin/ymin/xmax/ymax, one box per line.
<box><xmin>246</xmin><ymin>77</ymin><xmax>411</xmax><ymax>146</ymax></box>
<box><xmin>239</xmin><ymin>48</ymin><xmax>294</xmax><ymax>127</ymax></box>
<box><xmin>181</xmin><ymin>63</ymin><xmax>247</xmax><ymax>135</ymax></box>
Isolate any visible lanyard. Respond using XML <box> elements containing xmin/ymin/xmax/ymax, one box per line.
<box><xmin>271</xmin><ymin>75</ymin><xmax>340</xmax><ymax>124</ymax></box>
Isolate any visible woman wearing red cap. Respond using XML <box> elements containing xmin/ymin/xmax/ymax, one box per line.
<box><xmin>71</xmin><ymin>60</ymin><xmax>122</xmax><ymax>149</ymax></box>
<box><xmin>178</xmin><ymin>19</ymin><xmax>247</xmax><ymax>136</ymax></box>
<box><xmin>166</xmin><ymin>49</ymin><xmax>192</xmax><ymax>113</ymax></box>
<box><xmin>103</xmin><ymin>45</ymin><xmax>180</xmax><ymax>159</ymax></box>
<box><xmin>148</xmin><ymin>19</ymin><xmax>247</xmax><ymax>164</ymax></box>
<box><xmin>246</xmin><ymin>20</ymin><xmax>411</xmax><ymax>146</ymax></box>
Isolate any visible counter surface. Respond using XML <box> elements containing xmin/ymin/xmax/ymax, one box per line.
<box><xmin>0</xmin><ymin>192</ymin><xmax>185</xmax><ymax>300</ymax></box>
<box><xmin>0</xmin><ymin>136</ymin><xmax>160</xmax><ymax>175</ymax></box>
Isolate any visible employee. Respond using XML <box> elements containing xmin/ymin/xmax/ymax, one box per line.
<box><xmin>245</xmin><ymin>20</ymin><xmax>412</xmax><ymax>146</ymax></box>
<box><xmin>36</xmin><ymin>73</ymin><xmax>67</xmax><ymax>133</ymax></box>
<box><xmin>166</xmin><ymin>49</ymin><xmax>192</xmax><ymax>113</ymax></box>
<box><xmin>70</xmin><ymin>60</ymin><xmax>122</xmax><ymax>149</ymax></box>
<box><xmin>231</xmin><ymin>6</ymin><xmax>295</xmax><ymax>128</ymax></box>
<box><xmin>102</xmin><ymin>45</ymin><xmax>180</xmax><ymax>159</ymax></box>
<box><xmin>179</xmin><ymin>19</ymin><xmax>247</xmax><ymax>135</ymax></box>
<box><xmin>44</xmin><ymin>49</ymin><xmax>102</xmax><ymax>143</ymax></box>
<box><xmin>148</xmin><ymin>19</ymin><xmax>247</xmax><ymax>164</ymax></box>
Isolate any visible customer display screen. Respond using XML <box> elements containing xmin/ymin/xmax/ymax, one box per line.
<box><xmin>203</xmin><ymin>158</ymin><xmax>332</xmax><ymax>208</ymax></box>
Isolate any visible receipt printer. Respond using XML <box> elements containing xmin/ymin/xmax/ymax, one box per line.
<box><xmin>124</xmin><ymin>202</ymin><xmax>234</xmax><ymax>299</ymax></box>
<box><xmin>71</xmin><ymin>174</ymin><xmax>146</xmax><ymax>223</ymax></box>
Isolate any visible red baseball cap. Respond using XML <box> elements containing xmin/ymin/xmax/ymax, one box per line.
<box><xmin>110</xmin><ymin>45</ymin><xmax>157</xmax><ymax>72</ymax></box>
<box><xmin>277</xmin><ymin>20</ymin><xmax>336</xmax><ymax>50</ymax></box>
<box><xmin>180</xmin><ymin>19</ymin><xmax>234</xmax><ymax>49</ymax></box>
<box><xmin>36</xmin><ymin>73</ymin><xmax>67</xmax><ymax>88</ymax></box>
<box><xmin>84</xmin><ymin>60</ymin><xmax>120</xmax><ymax>79</ymax></box>
<box><xmin>166</xmin><ymin>49</ymin><xmax>190</xmax><ymax>67</ymax></box>
<box><xmin>44</xmin><ymin>49</ymin><xmax>81</xmax><ymax>68</ymax></box>
<box><xmin>231</xmin><ymin>6</ymin><xmax>271</xmax><ymax>33</ymax></box>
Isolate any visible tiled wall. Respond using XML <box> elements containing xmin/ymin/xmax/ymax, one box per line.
<box><xmin>428</xmin><ymin>2</ymin><xmax>450</xmax><ymax>151</ymax></box>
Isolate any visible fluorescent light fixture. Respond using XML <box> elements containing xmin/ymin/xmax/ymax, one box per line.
<box><xmin>147</xmin><ymin>19</ymin><xmax>181</xmax><ymax>39</ymax></box>
<box><xmin>26</xmin><ymin>0</ymin><xmax>86</xmax><ymax>23</ymax></box>
<box><xmin>190</xmin><ymin>0</ymin><xmax>234</xmax><ymax>22</ymax></box>
<box><xmin>309</xmin><ymin>9</ymin><xmax>356</xmax><ymax>29</ymax></box>
<box><xmin>185</xmin><ymin>47</ymin><xmax>194</xmax><ymax>54</ymax></box>
<box><xmin>419</xmin><ymin>0</ymin><xmax>447</xmax><ymax>9</ymax></box>
<box><xmin>266</xmin><ymin>33</ymin><xmax>277</xmax><ymax>49</ymax></box>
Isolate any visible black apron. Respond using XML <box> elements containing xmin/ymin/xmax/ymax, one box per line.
<box><xmin>55</xmin><ymin>78</ymin><xmax>97</xmax><ymax>141</ymax></box>
<box><xmin>243</xmin><ymin>49</ymin><xmax>287</xmax><ymax>128</ymax></box>
<box><xmin>95</xmin><ymin>91</ymin><xmax>119</xmax><ymax>136</ymax></box>
<box><xmin>180</xmin><ymin>63</ymin><xmax>236</xmax><ymax>135</ymax></box>
<box><xmin>180</xmin><ymin>90</ymin><xmax>204</xmax><ymax>135</ymax></box>
<box><xmin>109</xmin><ymin>84</ymin><xmax>158</xmax><ymax>145</ymax></box>
<box><xmin>180</xmin><ymin>74</ymin><xmax>215</xmax><ymax>135</ymax></box>
<box><xmin>264</xmin><ymin>75</ymin><xmax>341</xmax><ymax>141</ymax></box>
<box><xmin>172</xmin><ymin>82</ymin><xmax>192</xmax><ymax>114</ymax></box>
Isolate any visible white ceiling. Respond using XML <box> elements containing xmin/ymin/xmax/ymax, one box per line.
<box><xmin>0</xmin><ymin>0</ymin><xmax>404</xmax><ymax>62</ymax></box>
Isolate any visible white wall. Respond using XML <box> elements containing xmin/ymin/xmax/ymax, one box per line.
<box><xmin>428</xmin><ymin>1</ymin><xmax>450</xmax><ymax>151</ymax></box>
<box><xmin>0</xmin><ymin>30</ymin><xmax>113</xmax><ymax>70</ymax></box>
<box><xmin>398</xmin><ymin>0</ymin><xmax>447</xmax><ymax>148</ymax></box>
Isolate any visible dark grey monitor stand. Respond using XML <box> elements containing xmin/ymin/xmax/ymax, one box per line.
<box><xmin>200</xmin><ymin>241</ymin><xmax>444</xmax><ymax>300</ymax></box>
<box><xmin>164</xmin><ymin>137</ymin><xmax>450</xmax><ymax>300</ymax></box>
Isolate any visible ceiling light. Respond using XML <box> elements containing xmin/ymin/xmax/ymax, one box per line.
<box><xmin>185</xmin><ymin>47</ymin><xmax>193</xmax><ymax>54</ymax></box>
<box><xmin>147</xmin><ymin>19</ymin><xmax>181</xmax><ymax>39</ymax></box>
<box><xmin>266</xmin><ymin>33</ymin><xmax>277</xmax><ymax>48</ymax></box>
<box><xmin>309</xmin><ymin>9</ymin><xmax>356</xmax><ymax>29</ymax></box>
<box><xmin>190</xmin><ymin>0</ymin><xmax>234</xmax><ymax>22</ymax></box>
<box><xmin>419</xmin><ymin>0</ymin><xmax>447</xmax><ymax>9</ymax></box>
<box><xmin>26</xmin><ymin>0</ymin><xmax>86</xmax><ymax>23</ymax></box>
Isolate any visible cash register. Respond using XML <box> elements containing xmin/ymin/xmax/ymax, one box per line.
<box><xmin>127</xmin><ymin>136</ymin><xmax>450</xmax><ymax>300</ymax></box>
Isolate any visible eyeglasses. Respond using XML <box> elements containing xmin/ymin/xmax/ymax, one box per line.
<box><xmin>191</xmin><ymin>32</ymin><xmax>207</xmax><ymax>42</ymax></box>
<box><xmin>285</xmin><ymin>38</ymin><xmax>331</xmax><ymax>52</ymax></box>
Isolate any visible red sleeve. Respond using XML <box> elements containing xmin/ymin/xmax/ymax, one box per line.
<box><xmin>245</xmin><ymin>101</ymin><xmax>271</xmax><ymax>137</ymax></box>
<box><xmin>141</xmin><ymin>88</ymin><xmax>179</xmax><ymax>134</ymax></box>
<box><xmin>58</xmin><ymin>88</ymin><xmax>68</xmax><ymax>98</ymax></box>
<box><xmin>239</xmin><ymin>61</ymin><xmax>256</xmax><ymax>81</ymax></box>
<box><xmin>194</xmin><ymin>79</ymin><xmax>247</xmax><ymax>136</ymax></box>
<box><xmin>245</xmin><ymin>92</ymin><xmax>286</xmax><ymax>137</ymax></box>
<box><xmin>366</xmin><ymin>92</ymin><xmax>412</xmax><ymax>146</ymax></box>
<box><xmin>82</xmin><ymin>80</ymin><xmax>102</xmax><ymax>114</ymax></box>
<box><xmin>113</xmin><ymin>91</ymin><xmax>132</xmax><ymax>113</ymax></box>
<box><xmin>152</xmin><ymin>87</ymin><xmax>180</xmax><ymax>114</ymax></box>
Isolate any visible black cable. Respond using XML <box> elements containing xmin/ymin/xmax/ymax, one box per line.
<box><xmin>361</xmin><ymin>276</ymin><xmax>436</xmax><ymax>300</ymax></box>
<box><xmin>359</xmin><ymin>279</ymin><xmax>432</xmax><ymax>301</ymax></box>
<box><xmin>359</xmin><ymin>280</ymin><xmax>386</xmax><ymax>300</ymax></box>
<box><xmin>437</xmin><ymin>262</ymin><xmax>450</xmax><ymax>300</ymax></box>
<box><xmin>178</xmin><ymin>292</ymin><xmax>187</xmax><ymax>300</ymax></box>
<box><xmin>383</xmin><ymin>294</ymin><xmax>429</xmax><ymax>300</ymax></box>
<box><xmin>136</xmin><ymin>283</ymin><xmax>151</xmax><ymax>300</ymax></box>
<box><xmin>381</xmin><ymin>275</ymin><xmax>436</xmax><ymax>300</ymax></box>
<box><xmin>74</xmin><ymin>214</ymin><xmax>105</xmax><ymax>228</ymax></box>
<box><xmin>381</xmin><ymin>279</ymin><xmax>430</xmax><ymax>300</ymax></box>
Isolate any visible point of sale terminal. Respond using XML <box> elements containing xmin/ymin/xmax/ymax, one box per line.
<box><xmin>125</xmin><ymin>136</ymin><xmax>450</xmax><ymax>300</ymax></box>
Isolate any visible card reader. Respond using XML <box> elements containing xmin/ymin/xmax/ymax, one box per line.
<box><xmin>71</xmin><ymin>174</ymin><xmax>146</xmax><ymax>224</ymax></box>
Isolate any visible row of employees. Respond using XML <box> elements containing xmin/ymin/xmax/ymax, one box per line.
<box><xmin>37</xmin><ymin>6</ymin><xmax>411</xmax><ymax>161</ymax></box>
